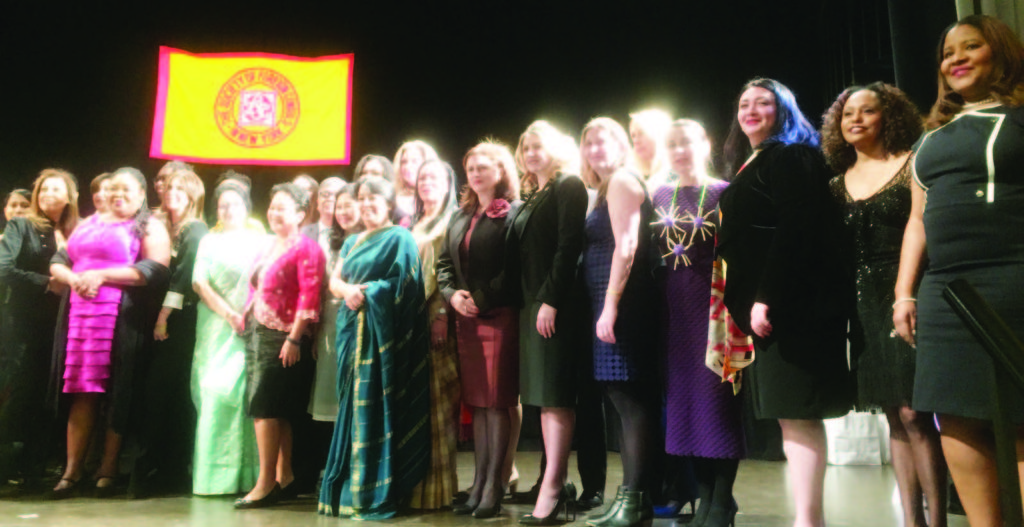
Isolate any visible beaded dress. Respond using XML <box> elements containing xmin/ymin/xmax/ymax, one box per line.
<box><xmin>830</xmin><ymin>161</ymin><xmax>916</xmax><ymax>408</ymax></box>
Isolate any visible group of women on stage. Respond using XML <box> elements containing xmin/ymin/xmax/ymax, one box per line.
<box><xmin>0</xmin><ymin>13</ymin><xmax>1022</xmax><ymax>527</ymax></box>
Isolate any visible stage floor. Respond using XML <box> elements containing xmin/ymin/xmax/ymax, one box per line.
<box><xmin>0</xmin><ymin>451</ymin><xmax>969</xmax><ymax>527</ymax></box>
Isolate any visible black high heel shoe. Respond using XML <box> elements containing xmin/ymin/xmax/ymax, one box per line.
<box><xmin>472</xmin><ymin>502</ymin><xmax>502</xmax><ymax>519</ymax></box>
<box><xmin>519</xmin><ymin>482</ymin><xmax>577</xmax><ymax>526</ymax></box>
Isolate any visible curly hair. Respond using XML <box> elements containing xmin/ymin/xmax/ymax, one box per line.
<box><xmin>821</xmin><ymin>82</ymin><xmax>923</xmax><ymax>174</ymax></box>
<box><xmin>926</xmin><ymin>15</ymin><xmax>1024</xmax><ymax>129</ymax></box>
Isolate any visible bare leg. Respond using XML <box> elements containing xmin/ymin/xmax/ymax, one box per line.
<box><xmin>898</xmin><ymin>407</ymin><xmax>946</xmax><ymax>527</ymax></box>
<box><xmin>57</xmin><ymin>394</ymin><xmax>99</xmax><ymax>489</ymax></box>
<box><xmin>884</xmin><ymin>407</ymin><xmax>925</xmax><ymax>527</ymax></box>
<box><xmin>243</xmin><ymin>417</ymin><xmax>280</xmax><ymax>501</ymax></box>
<box><xmin>938</xmin><ymin>414</ymin><xmax>1001</xmax><ymax>527</ymax></box>
<box><xmin>503</xmin><ymin>404</ymin><xmax>522</xmax><ymax>491</ymax></box>
<box><xmin>277</xmin><ymin>419</ymin><xmax>294</xmax><ymax>488</ymax></box>
<box><xmin>778</xmin><ymin>418</ymin><xmax>827</xmax><ymax>527</ymax></box>
<box><xmin>477</xmin><ymin>408</ymin><xmax>510</xmax><ymax>510</ymax></box>
<box><xmin>95</xmin><ymin>429</ymin><xmax>122</xmax><ymax>486</ymax></box>
<box><xmin>533</xmin><ymin>407</ymin><xmax>575</xmax><ymax>517</ymax></box>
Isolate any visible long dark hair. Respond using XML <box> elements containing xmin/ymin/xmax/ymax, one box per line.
<box><xmin>353</xmin><ymin>154</ymin><xmax>395</xmax><ymax>182</ymax></box>
<box><xmin>820</xmin><ymin>82</ymin><xmax>923</xmax><ymax>173</ymax></box>
<box><xmin>412</xmin><ymin>160</ymin><xmax>458</xmax><ymax>233</ymax></box>
<box><xmin>723</xmin><ymin>78</ymin><xmax>819</xmax><ymax>177</ymax></box>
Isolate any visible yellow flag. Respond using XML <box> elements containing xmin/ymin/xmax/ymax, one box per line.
<box><xmin>150</xmin><ymin>46</ymin><xmax>353</xmax><ymax>165</ymax></box>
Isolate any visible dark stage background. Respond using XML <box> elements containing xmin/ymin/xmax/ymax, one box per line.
<box><xmin>0</xmin><ymin>1</ymin><xmax>956</xmax><ymax>218</ymax></box>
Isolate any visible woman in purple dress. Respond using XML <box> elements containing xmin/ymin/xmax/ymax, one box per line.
<box><xmin>652</xmin><ymin>120</ymin><xmax>742</xmax><ymax>527</ymax></box>
<box><xmin>49</xmin><ymin>167</ymin><xmax>171</xmax><ymax>497</ymax></box>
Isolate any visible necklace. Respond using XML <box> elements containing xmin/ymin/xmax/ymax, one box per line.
<box><xmin>651</xmin><ymin>177</ymin><xmax>715</xmax><ymax>269</ymax></box>
<box><xmin>963</xmin><ymin>97</ymin><xmax>998</xmax><ymax>110</ymax></box>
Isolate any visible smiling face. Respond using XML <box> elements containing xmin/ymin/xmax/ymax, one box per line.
<box><xmin>841</xmin><ymin>89</ymin><xmax>883</xmax><ymax>150</ymax></box>
<box><xmin>521</xmin><ymin>133</ymin><xmax>553</xmax><ymax>175</ymax></box>
<box><xmin>737</xmin><ymin>86</ymin><xmax>778</xmax><ymax>147</ymax></box>
<box><xmin>334</xmin><ymin>192</ymin><xmax>361</xmax><ymax>231</ymax></box>
<box><xmin>358</xmin><ymin>185</ymin><xmax>391</xmax><ymax>230</ymax></box>
<box><xmin>163</xmin><ymin>178</ymin><xmax>191</xmax><ymax>219</ymax></box>
<box><xmin>37</xmin><ymin>177</ymin><xmax>70</xmax><ymax>219</ymax></box>
<box><xmin>4</xmin><ymin>193</ymin><xmax>30</xmax><ymax>221</ymax></box>
<box><xmin>665</xmin><ymin>125</ymin><xmax>710</xmax><ymax>177</ymax></box>
<box><xmin>582</xmin><ymin>126</ymin><xmax>625</xmax><ymax>179</ymax></box>
<box><xmin>416</xmin><ymin>162</ymin><xmax>449</xmax><ymax>206</ymax></box>
<box><xmin>106</xmin><ymin>173</ymin><xmax>146</xmax><ymax>219</ymax></box>
<box><xmin>217</xmin><ymin>189</ymin><xmax>248</xmax><ymax>231</ymax></box>
<box><xmin>465</xmin><ymin>154</ymin><xmax>502</xmax><ymax>199</ymax></box>
<box><xmin>941</xmin><ymin>24</ymin><xmax>994</xmax><ymax>102</ymax></box>
<box><xmin>397</xmin><ymin>148</ymin><xmax>425</xmax><ymax>190</ymax></box>
<box><xmin>317</xmin><ymin>180</ymin><xmax>343</xmax><ymax>223</ymax></box>
<box><xmin>266</xmin><ymin>191</ymin><xmax>303</xmax><ymax>236</ymax></box>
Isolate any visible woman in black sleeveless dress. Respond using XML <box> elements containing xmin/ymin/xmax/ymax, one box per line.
<box><xmin>823</xmin><ymin>83</ymin><xmax>946</xmax><ymax>527</ymax></box>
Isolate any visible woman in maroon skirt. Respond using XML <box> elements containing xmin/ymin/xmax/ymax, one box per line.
<box><xmin>438</xmin><ymin>140</ymin><xmax>521</xmax><ymax>518</ymax></box>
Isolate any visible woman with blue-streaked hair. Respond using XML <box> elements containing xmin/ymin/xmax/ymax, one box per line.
<box><xmin>718</xmin><ymin>78</ymin><xmax>853</xmax><ymax>527</ymax></box>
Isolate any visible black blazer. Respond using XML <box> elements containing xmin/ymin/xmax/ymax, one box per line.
<box><xmin>509</xmin><ymin>174</ymin><xmax>589</xmax><ymax>309</ymax></box>
<box><xmin>437</xmin><ymin>201</ymin><xmax>522</xmax><ymax>314</ymax></box>
<box><xmin>717</xmin><ymin>142</ymin><xmax>851</xmax><ymax>335</ymax></box>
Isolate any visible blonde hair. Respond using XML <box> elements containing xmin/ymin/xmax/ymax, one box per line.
<box><xmin>629</xmin><ymin>109</ymin><xmax>672</xmax><ymax>177</ymax></box>
<box><xmin>580</xmin><ymin>117</ymin><xmax>632</xmax><ymax>200</ymax></box>
<box><xmin>162</xmin><ymin>168</ymin><xmax>206</xmax><ymax>240</ymax></box>
<box><xmin>514</xmin><ymin>120</ymin><xmax>579</xmax><ymax>195</ymax></box>
<box><xmin>394</xmin><ymin>140</ymin><xmax>439</xmax><ymax>194</ymax></box>
<box><xmin>27</xmin><ymin>168</ymin><xmax>79</xmax><ymax>239</ymax></box>
<box><xmin>461</xmin><ymin>140</ymin><xmax>521</xmax><ymax>213</ymax></box>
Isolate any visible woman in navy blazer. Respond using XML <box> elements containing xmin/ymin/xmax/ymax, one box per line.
<box><xmin>437</xmin><ymin>140</ymin><xmax>522</xmax><ymax>518</ymax></box>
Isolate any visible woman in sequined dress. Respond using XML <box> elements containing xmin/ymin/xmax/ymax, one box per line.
<box><xmin>822</xmin><ymin>82</ymin><xmax>946</xmax><ymax>527</ymax></box>
<box><xmin>653</xmin><ymin>120</ymin><xmax>741</xmax><ymax>527</ymax></box>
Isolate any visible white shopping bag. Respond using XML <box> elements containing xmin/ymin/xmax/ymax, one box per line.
<box><xmin>824</xmin><ymin>411</ymin><xmax>891</xmax><ymax>465</ymax></box>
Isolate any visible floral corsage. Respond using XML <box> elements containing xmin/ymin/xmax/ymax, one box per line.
<box><xmin>485</xmin><ymin>199</ymin><xmax>511</xmax><ymax>219</ymax></box>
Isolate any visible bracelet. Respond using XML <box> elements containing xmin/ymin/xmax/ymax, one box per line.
<box><xmin>606</xmin><ymin>287</ymin><xmax>622</xmax><ymax>296</ymax></box>
<box><xmin>892</xmin><ymin>298</ymin><xmax>917</xmax><ymax>309</ymax></box>
<box><xmin>286</xmin><ymin>337</ymin><xmax>301</xmax><ymax>346</ymax></box>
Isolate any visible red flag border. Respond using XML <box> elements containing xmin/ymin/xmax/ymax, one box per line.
<box><xmin>150</xmin><ymin>46</ymin><xmax>354</xmax><ymax>166</ymax></box>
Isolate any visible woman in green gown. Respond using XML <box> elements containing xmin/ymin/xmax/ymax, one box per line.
<box><xmin>190</xmin><ymin>180</ymin><xmax>262</xmax><ymax>495</ymax></box>
<box><xmin>318</xmin><ymin>176</ymin><xmax>431</xmax><ymax>519</ymax></box>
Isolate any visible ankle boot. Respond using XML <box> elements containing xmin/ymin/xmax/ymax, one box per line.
<box><xmin>587</xmin><ymin>489</ymin><xmax>653</xmax><ymax>527</ymax></box>
<box><xmin>586</xmin><ymin>486</ymin><xmax>626</xmax><ymax>525</ymax></box>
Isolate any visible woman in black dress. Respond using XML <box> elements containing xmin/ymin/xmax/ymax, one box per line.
<box><xmin>508</xmin><ymin>121</ymin><xmax>592</xmax><ymax>523</ymax></box>
<box><xmin>718</xmin><ymin>78</ymin><xmax>852</xmax><ymax>527</ymax></box>
<box><xmin>0</xmin><ymin>170</ymin><xmax>78</xmax><ymax>492</ymax></box>
<box><xmin>893</xmin><ymin>15</ymin><xmax>1024</xmax><ymax>526</ymax></box>
<box><xmin>132</xmin><ymin>167</ymin><xmax>208</xmax><ymax>496</ymax></box>
<box><xmin>822</xmin><ymin>83</ymin><xmax>946</xmax><ymax>527</ymax></box>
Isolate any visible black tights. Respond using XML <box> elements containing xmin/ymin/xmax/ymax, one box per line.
<box><xmin>691</xmin><ymin>457</ymin><xmax>740</xmax><ymax>524</ymax></box>
<box><xmin>603</xmin><ymin>381</ymin><xmax>660</xmax><ymax>493</ymax></box>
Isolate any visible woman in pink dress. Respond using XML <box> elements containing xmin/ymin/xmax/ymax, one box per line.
<box><xmin>49</xmin><ymin>167</ymin><xmax>171</xmax><ymax>498</ymax></box>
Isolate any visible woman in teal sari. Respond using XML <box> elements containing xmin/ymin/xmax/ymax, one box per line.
<box><xmin>190</xmin><ymin>180</ymin><xmax>261</xmax><ymax>494</ymax></box>
<box><xmin>319</xmin><ymin>176</ymin><xmax>432</xmax><ymax>519</ymax></box>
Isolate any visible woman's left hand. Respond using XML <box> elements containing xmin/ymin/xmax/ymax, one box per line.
<box><xmin>431</xmin><ymin>315</ymin><xmax>448</xmax><ymax>348</ymax></box>
<box><xmin>76</xmin><ymin>270</ymin><xmax>104</xmax><ymax>298</ymax></box>
<box><xmin>154</xmin><ymin>322</ymin><xmax>169</xmax><ymax>341</ymax></box>
<box><xmin>280</xmin><ymin>339</ymin><xmax>300</xmax><ymax>367</ymax></box>
<box><xmin>750</xmin><ymin>302</ymin><xmax>772</xmax><ymax>338</ymax></box>
<box><xmin>596</xmin><ymin>304</ymin><xmax>617</xmax><ymax>344</ymax></box>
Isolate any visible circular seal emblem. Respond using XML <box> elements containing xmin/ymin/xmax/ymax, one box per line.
<box><xmin>214</xmin><ymin>68</ymin><xmax>300</xmax><ymax>148</ymax></box>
